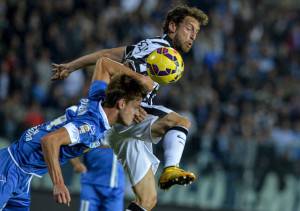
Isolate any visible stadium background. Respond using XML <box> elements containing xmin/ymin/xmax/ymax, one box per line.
<box><xmin>1</xmin><ymin>0</ymin><xmax>300</xmax><ymax>210</ymax></box>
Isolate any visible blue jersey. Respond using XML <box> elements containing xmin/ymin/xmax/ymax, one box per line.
<box><xmin>8</xmin><ymin>80</ymin><xmax>110</xmax><ymax>177</ymax></box>
<box><xmin>81</xmin><ymin>148</ymin><xmax>125</xmax><ymax>188</ymax></box>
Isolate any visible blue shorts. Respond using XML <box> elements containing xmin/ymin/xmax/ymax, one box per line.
<box><xmin>0</xmin><ymin>148</ymin><xmax>31</xmax><ymax>211</ymax></box>
<box><xmin>79</xmin><ymin>183</ymin><xmax>124</xmax><ymax>211</ymax></box>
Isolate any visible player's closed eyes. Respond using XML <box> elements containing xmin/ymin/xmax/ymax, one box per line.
<box><xmin>184</xmin><ymin>25</ymin><xmax>199</xmax><ymax>36</ymax></box>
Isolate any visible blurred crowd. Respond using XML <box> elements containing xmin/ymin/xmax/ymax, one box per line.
<box><xmin>0</xmin><ymin>0</ymin><xmax>300</xmax><ymax>203</ymax></box>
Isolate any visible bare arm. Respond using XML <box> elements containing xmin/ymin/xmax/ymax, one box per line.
<box><xmin>93</xmin><ymin>57</ymin><xmax>154</xmax><ymax>92</ymax></box>
<box><xmin>41</xmin><ymin>128</ymin><xmax>72</xmax><ymax>206</ymax></box>
<box><xmin>52</xmin><ymin>47</ymin><xmax>125</xmax><ymax>80</ymax></box>
<box><xmin>68</xmin><ymin>47</ymin><xmax>125</xmax><ymax>69</ymax></box>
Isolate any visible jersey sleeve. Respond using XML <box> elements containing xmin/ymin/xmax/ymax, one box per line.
<box><xmin>123</xmin><ymin>38</ymin><xmax>169</xmax><ymax>74</ymax></box>
<box><xmin>88</xmin><ymin>80</ymin><xmax>108</xmax><ymax>101</ymax></box>
<box><xmin>124</xmin><ymin>45</ymin><xmax>135</xmax><ymax>60</ymax></box>
<box><xmin>63</xmin><ymin>120</ymin><xmax>101</xmax><ymax>148</ymax></box>
<box><xmin>124</xmin><ymin>39</ymin><xmax>156</xmax><ymax>59</ymax></box>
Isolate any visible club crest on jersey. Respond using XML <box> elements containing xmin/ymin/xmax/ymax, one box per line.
<box><xmin>79</xmin><ymin>124</ymin><xmax>95</xmax><ymax>135</ymax></box>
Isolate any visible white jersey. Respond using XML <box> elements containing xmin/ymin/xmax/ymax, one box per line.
<box><xmin>107</xmin><ymin>35</ymin><xmax>176</xmax><ymax>185</ymax></box>
<box><xmin>123</xmin><ymin>34</ymin><xmax>174</xmax><ymax>105</ymax></box>
<box><xmin>104</xmin><ymin>115</ymin><xmax>161</xmax><ymax>185</ymax></box>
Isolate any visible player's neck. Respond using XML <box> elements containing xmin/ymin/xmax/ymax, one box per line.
<box><xmin>167</xmin><ymin>33</ymin><xmax>174</xmax><ymax>40</ymax></box>
<box><xmin>166</xmin><ymin>33</ymin><xmax>176</xmax><ymax>49</ymax></box>
<box><xmin>103</xmin><ymin>107</ymin><xmax>118</xmax><ymax>126</ymax></box>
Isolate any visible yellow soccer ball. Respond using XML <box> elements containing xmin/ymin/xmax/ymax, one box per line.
<box><xmin>146</xmin><ymin>47</ymin><xmax>184</xmax><ymax>85</ymax></box>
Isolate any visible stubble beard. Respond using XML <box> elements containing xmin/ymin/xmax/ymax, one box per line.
<box><xmin>173</xmin><ymin>35</ymin><xmax>191</xmax><ymax>53</ymax></box>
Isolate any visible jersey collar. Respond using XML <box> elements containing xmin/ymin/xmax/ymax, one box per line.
<box><xmin>99</xmin><ymin>102</ymin><xmax>111</xmax><ymax>130</ymax></box>
<box><xmin>162</xmin><ymin>34</ymin><xmax>174</xmax><ymax>48</ymax></box>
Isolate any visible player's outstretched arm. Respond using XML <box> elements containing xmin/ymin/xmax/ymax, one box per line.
<box><xmin>93</xmin><ymin>57</ymin><xmax>154</xmax><ymax>92</ymax></box>
<box><xmin>41</xmin><ymin>128</ymin><xmax>73</xmax><ymax>206</ymax></box>
<box><xmin>52</xmin><ymin>47</ymin><xmax>125</xmax><ymax>80</ymax></box>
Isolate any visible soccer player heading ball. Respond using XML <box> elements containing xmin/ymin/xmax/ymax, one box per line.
<box><xmin>53</xmin><ymin>5</ymin><xmax>208</xmax><ymax>211</ymax></box>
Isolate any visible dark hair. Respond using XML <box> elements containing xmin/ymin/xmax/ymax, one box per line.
<box><xmin>103</xmin><ymin>74</ymin><xmax>148</xmax><ymax>107</ymax></box>
<box><xmin>163</xmin><ymin>5</ymin><xmax>209</xmax><ymax>34</ymax></box>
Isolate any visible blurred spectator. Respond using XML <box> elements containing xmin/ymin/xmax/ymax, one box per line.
<box><xmin>63</xmin><ymin>69</ymin><xmax>85</xmax><ymax>98</ymax></box>
<box><xmin>23</xmin><ymin>101</ymin><xmax>45</xmax><ymax>128</ymax></box>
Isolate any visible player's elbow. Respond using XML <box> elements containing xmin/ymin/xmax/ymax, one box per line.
<box><xmin>101</xmin><ymin>47</ymin><xmax>125</xmax><ymax>63</ymax></box>
<box><xmin>96</xmin><ymin>57</ymin><xmax>111</xmax><ymax>75</ymax></box>
<box><xmin>41</xmin><ymin>133</ymin><xmax>61</xmax><ymax>152</ymax></box>
<box><xmin>41</xmin><ymin>135</ymin><xmax>53</xmax><ymax>150</ymax></box>
<box><xmin>101</xmin><ymin>50</ymin><xmax>113</xmax><ymax>59</ymax></box>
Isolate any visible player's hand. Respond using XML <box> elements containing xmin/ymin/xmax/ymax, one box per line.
<box><xmin>53</xmin><ymin>183</ymin><xmax>71</xmax><ymax>206</ymax></box>
<box><xmin>51</xmin><ymin>63</ymin><xmax>73</xmax><ymax>80</ymax></box>
<box><xmin>134</xmin><ymin>106</ymin><xmax>147</xmax><ymax>123</ymax></box>
<box><xmin>73</xmin><ymin>162</ymin><xmax>87</xmax><ymax>173</ymax></box>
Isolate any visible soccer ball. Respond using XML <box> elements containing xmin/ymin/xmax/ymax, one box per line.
<box><xmin>146</xmin><ymin>47</ymin><xmax>184</xmax><ymax>85</ymax></box>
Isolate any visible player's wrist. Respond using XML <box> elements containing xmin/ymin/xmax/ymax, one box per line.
<box><xmin>53</xmin><ymin>181</ymin><xmax>65</xmax><ymax>186</ymax></box>
<box><xmin>67</xmin><ymin>62</ymin><xmax>76</xmax><ymax>72</ymax></box>
<box><xmin>52</xmin><ymin>176</ymin><xmax>65</xmax><ymax>186</ymax></box>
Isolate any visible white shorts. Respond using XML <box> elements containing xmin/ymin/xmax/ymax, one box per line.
<box><xmin>104</xmin><ymin>115</ymin><xmax>161</xmax><ymax>186</ymax></box>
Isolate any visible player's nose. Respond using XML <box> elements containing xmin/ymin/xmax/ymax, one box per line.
<box><xmin>190</xmin><ymin>32</ymin><xmax>197</xmax><ymax>41</ymax></box>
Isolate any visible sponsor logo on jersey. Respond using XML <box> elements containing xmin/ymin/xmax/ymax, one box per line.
<box><xmin>78</xmin><ymin>99</ymin><xmax>89</xmax><ymax>115</ymax></box>
<box><xmin>25</xmin><ymin>126</ymin><xmax>40</xmax><ymax>142</ymax></box>
<box><xmin>177</xmin><ymin>135</ymin><xmax>185</xmax><ymax>145</ymax></box>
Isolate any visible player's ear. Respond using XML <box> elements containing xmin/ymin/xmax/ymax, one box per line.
<box><xmin>117</xmin><ymin>99</ymin><xmax>126</xmax><ymax>110</ymax></box>
<box><xmin>168</xmin><ymin>21</ymin><xmax>177</xmax><ymax>33</ymax></box>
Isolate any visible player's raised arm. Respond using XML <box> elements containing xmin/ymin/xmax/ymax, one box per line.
<box><xmin>41</xmin><ymin>128</ymin><xmax>73</xmax><ymax>206</ymax></box>
<box><xmin>52</xmin><ymin>47</ymin><xmax>125</xmax><ymax>80</ymax></box>
<box><xmin>93</xmin><ymin>57</ymin><xmax>154</xmax><ymax>92</ymax></box>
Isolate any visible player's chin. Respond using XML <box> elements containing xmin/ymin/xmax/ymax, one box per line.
<box><xmin>182</xmin><ymin>46</ymin><xmax>191</xmax><ymax>53</ymax></box>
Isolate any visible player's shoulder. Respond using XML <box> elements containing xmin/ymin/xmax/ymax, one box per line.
<box><xmin>124</xmin><ymin>35</ymin><xmax>172</xmax><ymax>60</ymax></box>
<box><xmin>128</xmin><ymin>35</ymin><xmax>171</xmax><ymax>54</ymax></box>
<box><xmin>88</xmin><ymin>80</ymin><xmax>108</xmax><ymax>96</ymax></box>
<box><xmin>139</xmin><ymin>35</ymin><xmax>171</xmax><ymax>47</ymax></box>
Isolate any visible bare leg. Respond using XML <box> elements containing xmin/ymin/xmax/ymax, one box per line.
<box><xmin>151</xmin><ymin>112</ymin><xmax>190</xmax><ymax>138</ymax></box>
<box><xmin>131</xmin><ymin>168</ymin><xmax>157</xmax><ymax>211</ymax></box>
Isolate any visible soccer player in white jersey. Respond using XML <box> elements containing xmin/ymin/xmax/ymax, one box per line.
<box><xmin>53</xmin><ymin>5</ymin><xmax>208</xmax><ymax>211</ymax></box>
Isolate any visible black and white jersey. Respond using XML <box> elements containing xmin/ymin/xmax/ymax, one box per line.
<box><xmin>123</xmin><ymin>34</ymin><xmax>174</xmax><ymax>105</ymax></box>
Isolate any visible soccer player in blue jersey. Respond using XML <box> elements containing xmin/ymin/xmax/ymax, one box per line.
<box><xmin>52</xmin><ymin>5</ymin><xmax>208</xmax><ymax>211</ymax></box>
<box><xmin>0</xmin><ymin>57</ymin><xmax>153</xmax><ymax>210</ymax></box>
<box><xmin>70</xmin><ymin>148</ymin><xmax>125</xmax><ymax>211</ymax></box>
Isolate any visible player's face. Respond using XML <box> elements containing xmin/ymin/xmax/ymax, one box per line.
<box><xmin>119</xmin><ymin>98</ymin><xmax>142</xmax><ymax>126</ymax></box>
<box><xmin>173</xmin><ymin>16</ymin><xmax>200</xmax><ymax>53</ymax></box>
